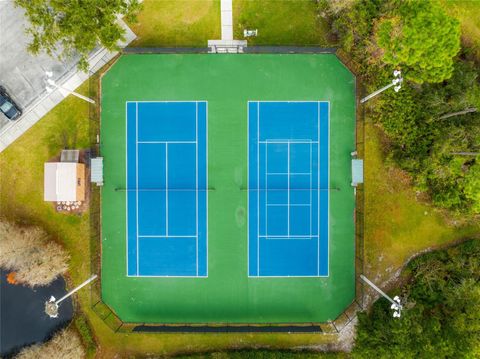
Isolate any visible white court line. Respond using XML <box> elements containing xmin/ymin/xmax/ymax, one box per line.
<box><xmin>264</xmin><ymin>142</ymin><xmax>268</xmax><ymax>237</ymax></box>
<box><xmin>317</xmin><ymin>101</ymin><xmax>320</xmax><ymax>276</ymax></box>
<box><xmin>126</xmin><ymin>100</ymin><xmax>209</xmax><ymax>278</ymax></box>
<box><xmin>165</xmin><ymin>143</ymin><xmax>169</xmax><ymax>236</ymax></box>
<box><xmin>138</xmin><ymin>235</ymin><xmax>197</xmax><ymax>238</ymax></box>
<box><xmin>138</xmin><ymin>141</ymin><xmax>197</xmax><ymax>144</ymax></box>
<box><xmin>260</xmin><ymin>235</ymin><xmax>318</xmax><ymax>239</ymax></box>
<box><xmin>246</xmin><ymin>101</ymin><xmax>250</xmax><ymax>276</ymax></box>
<box><xmin>287</xmin><ymin>142</ymin><xmax>290</xmax><ymax>236</ymax></box>
<box><xmin>126</xmin><ymin>100</ymin><xmax>205</xmax><ymax>103</ymax></box>
<box><xmin>125</xmin><ymin>101</ymin><xmax>129</xmax><ymax>276</ymax></box>
<box><xmin>310</xmin><ymin>141</ymin><xmax>312</xmax><ymax>237</ymax></box>
<box><xmin>127</xmin><ymin>274</ymin><xmax>208</xmax><ymax>279</ymax></box>
<box><xmin>267</xmin><ymin>203</ymin><xmax>310</xmax><ymax>207</ymax></box>
<box><xmin>136</xmin><ymin>101</ymin><xmax>139</xmax><ymax>276</ymax></box>
<box><xmin>257</xmin><ymin>102</ymin><xmax>260</xmax><ymax>276</ymax></box>
<box><xmin>247</xmin><ymin>100</ymin><xmax>332</xmax><ymax>278</ymax></box>
<box><xmin>259</xmin><ymin>140</ymin><xmax>318</xmax><ymax>144</ymax></box>
<box><xmin>247</xmin><ymin>100</ymin><xmax>322</xmax><ymax>103</ymax></box>
<box><xmin>267</xmin><ymin>172</ymin><xmax>311</xmax><ymax>176</ymax></box>
<box><xmin>327</xmin><ymin>101</ymin><xmax>331</xmax><ymax>277</ymax></box>
<box><xmin>195</xmin><ymin>101</ymin><xmax>199</xmax><ymax>276</ymax></box>
<box><xmin>205</xmin><ymin>101</ymin><xmax>209</xmax><ymax>277</ymax></box>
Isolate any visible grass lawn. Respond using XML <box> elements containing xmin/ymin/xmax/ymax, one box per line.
<box><xmin>128</xmin><ymin>0</ymin><xmax>220</xmax><ymax>47</ymax></box>
<box><xmin>363</xmin><ymin>122</ymin><xmax>480</xmax><ymax>285</ymax></box>
<box><xmin>233</xmin><ymin>0</ymin><xmax>331</xmax><ymax>46</ymax></box>
<box><xmin>441</xmin><ymin>0</ymin><xmax>480</xmax><ymax>61</ymax></box>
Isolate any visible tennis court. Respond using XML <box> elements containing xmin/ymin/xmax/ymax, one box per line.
<box><xmin>248</xmin><ymin>101</ymin><xmax>329</xmax><ymax>277</ymax></box>
<box><xmin>101</xmin><ymin>54</ymin><xmax>356</xmax><ymax>323</ymax></box>
<box><xmin>126</xmin><ymin>101</ymin><xmax>207</xmax><ymax>277</ymax></box>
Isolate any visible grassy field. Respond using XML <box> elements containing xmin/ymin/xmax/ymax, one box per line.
<box><xmin>363</xmin><ymin>122</ymin><xmax>480</xmax><ymax>285</ymax></box>
<box><xmin>233</xmin><ymin>0</ymin><xmax>331</xmax><ymax>46</ymax></box>
<box><xmin>442</xmin><ymin>0</ymin><xmax>480</xmax><ymax>60</ymax></box>
<box><xmin>128</xmin><ymin>0</ymin><xmax>220</xmax><ymax>47</ymax></box>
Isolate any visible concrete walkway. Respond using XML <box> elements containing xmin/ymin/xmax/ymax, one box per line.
<box><xmin>208</xmin><ymin>0</ymin><xmax>246</xmax><ymax>53</ymax></box>
<box><xmin>221</xmin><ymin>0</ymin><xmax>233</xmax><ymax>41</ymax></box>
<box><xmin>0</xmin><ymin>19</ymin><xmax>136</xmax><ymax>153</ymax></box>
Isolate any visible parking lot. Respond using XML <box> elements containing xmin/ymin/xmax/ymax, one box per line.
<box><xmin>0</xmin><ymin>0</ymin><xmax>79</xmax><ymax>129</ymax></box>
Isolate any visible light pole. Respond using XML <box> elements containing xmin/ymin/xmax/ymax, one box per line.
<box><xmin>360</xmin><ymin>70</ymin><xmax>403</xmax><ymax>104</ymax></box>
<box><xmin>45</xmin><ymin>274</ymin><xmax>98</xmax><ymax>318</ymax></box>
<box><xmin>45</xmin><ymin>71</ymin><xmax>95</xmax><ymax>104</ymax></box>
<box><xmin>360</xmin><ymin>274</ymin><xmax>403</xmax><ymax>318</ymax></box>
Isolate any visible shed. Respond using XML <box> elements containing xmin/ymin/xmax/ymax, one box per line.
<box><xmin>44</xmin><ymin>162</ymin><xmax>85</xmax><ymax>202</ymax></box>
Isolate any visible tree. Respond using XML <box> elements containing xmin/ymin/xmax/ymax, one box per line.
<box><xmin>464</xmin><ymin>160</ymin><xmax>480</xmax><ymax>213</ymax></box>
<box><xmin>376</xmin><ymin>0</ymin><xmax>460</xmax><ymax>84</ymax></box>
<box><xmin>15</xmin><ymin>0</ymin><xmax>141</xmax><ymax>71</ymax></box>
<box><xmin>354</xmin><ymin>240</ymin><xmax>480</xmax><ymax>358</ymax></box>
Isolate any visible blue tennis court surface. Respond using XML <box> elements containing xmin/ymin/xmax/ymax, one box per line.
<box><xmin>126</xmin><ymin>101</ymin><xmax>207</xmax><ymax>277</ymax></box>
<box><xmin>248</xmin><ymin>101</ymin><xmax>329</xmax><ymax>277</ymax></box>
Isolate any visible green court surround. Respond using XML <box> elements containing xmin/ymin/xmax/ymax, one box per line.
<box><xmin>101</xmin><ymin>54</ymin><xmax>356</xmax><ymax>323</ymax></box>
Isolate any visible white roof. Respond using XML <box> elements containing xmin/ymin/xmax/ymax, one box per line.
<box><xmin>44</xmin><ymin>162</ymin><xmax>78</xmax><ymax>201</ymax></box>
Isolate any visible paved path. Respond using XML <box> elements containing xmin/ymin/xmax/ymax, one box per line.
<box><xmin>221</xmin><ymin>0</ymin><xmax>233</xmax><ymax>40</ymax></box>
<box><xmin>208</xmin><ymin>0</ymin><xmax>246</xmax><ymax>53</ymax></box>
<box><xmin>0</xmin><ymin>19</ymin><xmax>136</xmax><ymax>153</ymax></box>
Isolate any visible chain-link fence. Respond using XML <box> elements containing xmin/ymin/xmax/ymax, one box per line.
<box><xmin>86</xmin><ymin>48</ymin><xmax>366</xmax><ymax>333</ymax></box>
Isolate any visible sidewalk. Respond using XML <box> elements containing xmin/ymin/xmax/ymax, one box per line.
<box><xmin>221</xmin><ymin>0</ymin><xmax>233</xmax><ymax>41</ymax></box>
<box><xmin>208</xmin><ymin>0</ymin><xmax>247</xmax><ymax>53</ymax></box>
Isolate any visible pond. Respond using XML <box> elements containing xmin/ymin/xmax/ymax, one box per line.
<box><xmin>0</xmin><ymin>269</ymin><xmax>73</xmax><ymax>357</ymax></box>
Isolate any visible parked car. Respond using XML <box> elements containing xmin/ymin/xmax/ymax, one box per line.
<box><xmin>0</xmin><ymin>86</ymin><xmax>22</xmax><ymax>120</ymax></box>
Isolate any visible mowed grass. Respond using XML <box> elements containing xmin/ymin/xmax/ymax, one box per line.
<box><xmin>442</xmin><ymin>0</ymin><xmax>480</xmax><ymax>60</ymax></box>
<box><xmin>128</xmin><ymin>0</ymin><xmax>220</xmax><ymax>47</ymax></box>
<box><xmin>0</xmin><ymin>80</ymin><xmax>337</xmax><ymax>357</ymax></box>
<box><xmin>233</xmin><ymin>0</ymin><xmax>331</xmax><ymax>46</ymax></box>
<box><xmin>0</xmin><ymin>88</ymin><xmax>92</xmax><ymax>282</ymax></box>
<box><xmin>363</xmin><ymin>122</ymin><xmax>480</xmax><ymax>285</ymax></box>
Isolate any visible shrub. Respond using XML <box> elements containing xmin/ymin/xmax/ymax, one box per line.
<box><xmin>15</xmin><ymin>328</ymin><xmax>85</xmax><ymax>359</ymax></box>
<box><xmin>0</xmin><ymin>221</ymin><xmax>69</xmax><ymax>286</ymax></box>
<box><xmin>376</xmin><ymin>0</ymin><xmax>461</xmax><ymax>84</ymax></box>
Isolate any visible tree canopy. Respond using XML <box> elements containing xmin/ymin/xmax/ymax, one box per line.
<box><xmin>16</xmin><ymin>0</ymin><xmax>141</xmax><ymax>71</ymax></box>
<box><xmin>354</xmin><ymin>240</ymin><xmax>480</xmax><ymax>358</ymax></box>
<box><xmin>376</xmin><ymin>0</ymin><xmax>461</xmax><ymax>84</ymax></box>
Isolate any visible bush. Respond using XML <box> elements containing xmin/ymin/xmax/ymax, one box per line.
<box><xmin>353</xmin><ymin>240</ymin><xmax>480</xmax><ymax>358</ymax></box>
<box><xmin>371</xmin><ymin>85</ymin><xmax>434</xmax><ymax>171</ymax></box>
<box><xmin>376</xmin><ymin>0</ymin><xmax>461</xmax><ymax>83</ymax></box>
<box><xmin>15</xmin><ymin>328</ymin><xmax>85</xmax><ymax>359</ymax></box>
<box><xmin>0</xmin><ymin>221</ymin><xmax>69</xmax><ymax>286</ymax></box>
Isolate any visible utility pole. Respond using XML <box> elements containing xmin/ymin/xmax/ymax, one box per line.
<box><xmin>45</xmin><ymin>275</ymin><xmax>98</xmax><ymax>318</ymax></box>
<box><xmin>44</xmin><ymin>71</ymin><xmax>95</xmax><ymax>104</ymax></box>
<box><xmin>361</xmin><ymin>70</ymin><xmax>403</xmax><ymax>104</ymax></box>
<box><xmin>360</xmin><ymin>274</ymin><xmax>403</xmax><ymax>318</ymax></box>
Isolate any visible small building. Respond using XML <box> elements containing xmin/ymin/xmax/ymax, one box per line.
<box><xmin>44</xmin><ymin>162</ymin><xmax>85</xmax><ymax>202</ymax></box>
